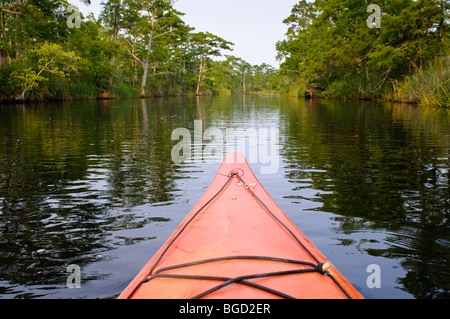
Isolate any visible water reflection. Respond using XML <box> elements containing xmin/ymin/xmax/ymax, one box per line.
<box><xmin>0</xmin><ymin>96</ymin><xmax>449</xmax><ymax>298</ymax></box>
<box><xmin>280</xmin><ymin>99</ymin><xmax>450</xmax><ymax>298</ymax></box>
<box><xmin>0</xmin><ymin>99</ymin><xmax>190</xmax><ymax>297</ymax></box>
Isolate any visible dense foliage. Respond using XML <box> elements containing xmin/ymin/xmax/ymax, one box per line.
<box><xmin>276</xmin><ymin>0</ymin><xmax>449</xmax><ymax>106</ymax></box>
<box><xmin>0</xmin><ymin>0</ymin><xmax>279</xmax><ymax>101</ymax></box>
<box><xmin>1</xmin><ymin>0</ymin><xmax>448</xmax><ymax>106</ymax></box>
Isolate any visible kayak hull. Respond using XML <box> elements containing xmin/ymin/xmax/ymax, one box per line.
<box><xmin>119</xmin><ymin>152</ymin><xmax>363</xmax><ymax>299</ymax></box>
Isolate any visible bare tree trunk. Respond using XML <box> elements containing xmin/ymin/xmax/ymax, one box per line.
<box><xmin>109</xmin><ymin>1</ymin><xmax>121</xmax><ymax>86</ymax></box>
<box><xmin>243</xmin><ymin>70</ymin><xmax>246</xmax><ymax>94</ymax></box>
<box><xmin>109</xmin><ymin>56</ymin><xmax>116</xmax><ymax>86</ymax></box>
<box><xmin>15</xmin><ymin>0</ymin><xmax>21</xmax><ymax>58</ymax></box>
<box><xmin>141</xmin><ymin>59</ymin><xmax>149</xmax><ymax>98</ymax></box>
<box><xmin>438</xmin><ymin>0</ymin><xmax>444</xmax><ymax>40</ymax></box>
<box><xmin>0</xmin><ymin>50</ymin><xmax>5</xmax><ymax>68</ymax></box>
<box><xmin>196</xmin><ymin>56</ymin><xmax>204</xmax><ymax>96</ymax></box>
<box><xmin>0</xmin><ymin>2</ymin><xmax>4</xmax><ymax>68</ymax></box>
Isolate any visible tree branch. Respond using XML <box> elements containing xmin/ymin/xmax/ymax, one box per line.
<box><xmin>152</xmin><ymin>27</ymin><xmax>175</xmax><ymax>40</ymax></box>
<box><xmin>1</xmin><ymin>8</ymin><xmax>23</xmax><ymax>15</ymax></box>
<box><xmin>125</xmin><ymin>39</ymin><xmax>142</xmax><ymax>64</ymax></box>
<box><xmin>36</xmin><ymin>59</ymin><xmax>54</xmax><ymax>77</ymax></box>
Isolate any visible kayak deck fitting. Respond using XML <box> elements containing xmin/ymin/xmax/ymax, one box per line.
<box><xmin>118</xmin><ymin>152</ymin><xmax>363</xmax><ymax>299</ymax></box>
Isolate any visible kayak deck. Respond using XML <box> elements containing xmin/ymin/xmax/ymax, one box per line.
<box><xmin>118</xmin><ymin>152</ymin><xmax>363</xmax><ymax>299</ymax></box>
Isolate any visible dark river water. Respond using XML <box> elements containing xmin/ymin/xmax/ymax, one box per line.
<box><xmin>0</xmin><ymin>95</ymin><xmax>449</xmax><ymax>299</ymax></box>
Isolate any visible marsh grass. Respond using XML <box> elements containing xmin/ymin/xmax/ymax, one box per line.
<box><xmin>389</xmin><ymin>58</ymin><xmax>450</xmax><ymax>107</ymax></box>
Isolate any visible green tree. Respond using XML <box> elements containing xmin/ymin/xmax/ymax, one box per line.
<box><xmin>189</xmin><ymin>32</ymin><xmax>233</xmax><ymax>95</ymax></box>
<box><xmin>277</xmin><ymin>0</ymin><xmax>449</xmax><ymax>100</ymax></box>
<box><xmin>122</xmin><ymin>0</ymin><xmax>185</xmax><ymax>97</ymax></box>
<box><xmin>66</xmin><ymin>17</ymin><xmax>117</xmax><ymax>92</ymax></box>
<box><xmin>1</xmin><ymin>0</ymin><xmax>278</xmax><ymax>101</ymax></box>
<box><xmin>8</xmin><ymin>42</ymin><xmax>80</xmax><ymax>100</ymax></box>
<box><xmin>99</xmin><ymin>0</ymin><xmax>130</xmax><ymax>86</ymax></box>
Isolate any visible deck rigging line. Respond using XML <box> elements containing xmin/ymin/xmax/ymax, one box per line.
<box><xmin>126</xmin><ymin>171</ymin><xmax>352</xmax><ymax>299</ymax></box>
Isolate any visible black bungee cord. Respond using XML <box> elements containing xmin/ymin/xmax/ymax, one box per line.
<box><xmin>126</xmin><ymin>171</ymin><xmax>352</xmax><ymax>299</ymax></box>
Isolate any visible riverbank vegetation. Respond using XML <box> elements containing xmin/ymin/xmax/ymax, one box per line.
<box><xmin>0</xmin><ymin>0</ymin><xmax>281</xmax><ymax>102</ymax></box>
<box><xmin>0</xmin><ymin>0</ymin><xmax>448</xmax><ymax>107</ymax></box>
<box><xmin>276</xmin><ymin>0</ymin><xmax>449</xmax><ymax>107</ymax></box>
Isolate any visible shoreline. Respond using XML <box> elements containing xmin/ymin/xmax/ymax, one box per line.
<box><xmin>0</xmin><ymin>91</ymin><xmax>425</xmax><ymax>108</ymax></box>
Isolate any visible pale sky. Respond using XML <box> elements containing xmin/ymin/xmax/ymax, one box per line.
<box><xmin>69</xmin><ymin>0</ymin><xmax>298</xmax><ymax>67</ymax></box>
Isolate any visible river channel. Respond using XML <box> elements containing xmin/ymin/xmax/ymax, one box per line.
<box><xmin>0</xmin><ymin>95</ymin><xmax>449</xmax><ymax>299</ymax></box>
